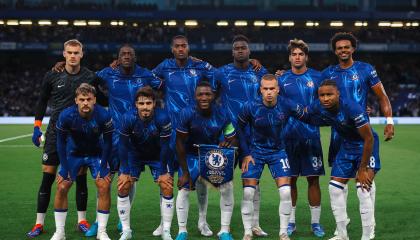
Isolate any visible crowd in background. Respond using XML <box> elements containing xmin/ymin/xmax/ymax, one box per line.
<box><xmin>2</xmin><ymin>25</ymin><xmax>420</xmax><ymax>44</ymax></box>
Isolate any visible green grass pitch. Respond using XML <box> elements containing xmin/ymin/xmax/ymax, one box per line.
<box><xmin>0</xmin><ymin>124</ymin><xmax>419</xmax><ymax>239</ymax></box>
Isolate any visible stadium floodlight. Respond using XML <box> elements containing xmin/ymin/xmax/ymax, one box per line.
<box><xmin>87</xmin><ymin>21</ymin><xmax>101</xmax><ymax>26</ymax></box>
<box><xmin>19</xmin><ymin>20</ymin><xmax>32</xmax><ymax>25</ymax></box>
<box><xmin>378</xmin><ymin>21</ymin><xmax>391</xmax><ymax>27</ymax></box>
<box><xmin>6</xmin><ymin>20</ymin><xmax>19</xmax><ymax>26</ymax></box>
<box><xmin>253</xmin><ymin>21</ymin><xmax>266</xmax><ymax>27</ymax></box>
<box><xmin>391</xmin><ymin>21</ymin><xmax>403</xmax><ymax>27</ymax></box>
<box><xmin>216</xmin><ymin>21</ymin><xmax>229</xmax><ymax>26</ymax></box>
<box><xmin>306</xmin><ymin>21</ymin><xmax>319</xmax><ymax>27</ymax></box>
<box><xmin>38</xmin><ymin>20</ymin><xmax>52</xmax><ymax>25</ymax></box>
<box><xmin>330</xmin><ymin>21</ymin><xmax>343</xmax><ymax>27</ymax></box>
<box><xmin>281</xmin><ymin>21</ymin><xmax>294</xmax><ymax>27</ymax></box>
<box><xmin>0</xmin><ymin>20</ymin><xmax>4</xmax><ymax>25</ymax></box>
<box><xmin>110</xmin><ymin>21</ymin><xmax>118</xmax><ymax>26</ymax></box>
<box><xmin>118</xmin><ymin>21</ymin><xmax>124</xmax><ymax>26</ymax></box>
<box><xmin>74</xmin><ymin>20</ymin><xmax>87</xmax><ymax>26</ymax></box>
<box><xmin>412</xmin><ymin>22</ymin><xmax>419</xmax><ymax>27</ymax></box>
<box><xmin>132</xmin><ymin>23</ymin><xmax>139</xmax><ymax>27</ymax></box>
<box><xmin>267</xmin><ymin>21</ymin><xmax>280</xmax><ymax>27</ymax></box>
<box><xmin>355</xmin><ymin>21</ymin><xmax>368</xmax><ymax>27</ymax></box>
<box><xmin>185</xmin><ymin>20</ymin><xmax>198</xmax><ymax>26</ymax></box>
<box><xmin>57</xmin><ymin>20</ymin><xmax>69</xmax><ymax>25</ymax></box>
<box><xmin>234</xmin><ymin>20</ymin><xmax>248</xmax><ymax>26</ymax></box>
<box><xmin>168</xmin><ymin>20</ymin><xmax>177</xmax><ymax>26</ymax></box>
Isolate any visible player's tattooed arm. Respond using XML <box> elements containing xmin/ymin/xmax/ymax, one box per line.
<box><xmin>249</xmin><ymin>59</ymin><xmax>262</xmax><ymax>71</ymax></box>
<box><xmin>219</xmin><ymin>135</ymin><xmax>237</xmax><ymax>148</ymax></box>
<box><xmin>356</xmin><ymin>123</ymin><xmax>374</xmax><ymax>190</ymax></box>
<box><xmin>52</xmin><ymin>61</ymin><xmax>65</xmax><ymax>72</ymax></box>
<box><xmin>372</xmin><ymin>83</ymin><xmax>394</xmax><ymax>141</ymax></box>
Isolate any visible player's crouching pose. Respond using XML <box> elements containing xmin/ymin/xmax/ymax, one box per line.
<box><xmin>117</xmin><ymin>86</ymin><xmax>174</xmax><ymax>240</ymax></box>
<box><xmin>51</xmin><ymin>83</ymin><xmax>114</xmax><ymax>240</ymax></box>
<box><xmin>238</xmin><ymin>74</ymin><xmax>295</xmax><ymax>240</ymax></box>
<box><xmin>176</xmin><ymin>82</ymin><xmax>237</xmax><ymax>240</ymax></box>
<box><xmin>297</xmin><ymin>80</ymin><xmax>380</xmax><ymax>240</ymax></box>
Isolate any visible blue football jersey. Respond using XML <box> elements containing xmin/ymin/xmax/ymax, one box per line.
<box><xmin>214</xmin><ymin>63</ymin><xmax>268</xmax><ymax>125</ymax></box>
<box><xmin>321</xmin><ymin>61</ymin><xmax>380</xmax><ymax>109</ymax></box>
<box><xmin>119</xmin><ymin>108</ymin><xmax>172</xmax><ymax>161</ymax></box>
<box><xmin>176</xmin><ymin>105</ymin><xmax>236</xmax><ymax>155</ymax></box>
<box><xmin>237</xmin><ymin>97</ymin><xmax>296</xmax><ymax>156</ymax></box>
<box><xmin>278</xmin><ymin>68</ymin><xmax>321</xmax><ymax>139</ymax></box>
<box><xmin>302</xmin><ymin>98</ymin><xmax>373</xmax><ymax>142</ymax></box>
<box><xmin>152</xmin><ymin>58</ymin><xmax>215</xmax><ymax>127</ymax></box>
<box><xmin>56</xmin><ymin>105</ymin><xmax>114</xmax><ymax>156</ymax></box>
<box><xmin>96</xmin><ymin>65</ymin><xmax>162</xmax><ymax>129</ymax></box>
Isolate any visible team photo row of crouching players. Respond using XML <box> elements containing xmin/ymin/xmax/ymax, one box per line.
<box><xmin>27</xmin><ymin>32</ymin><xmax>394</xmax><ymax>240</ymax></box>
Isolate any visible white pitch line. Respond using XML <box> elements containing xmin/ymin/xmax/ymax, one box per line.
<box><xmin>0</xmin><ymin>145</ymin><xmax>34</xmax><ymax>148</ymax></box>
<box><xmin>0</xmin><ymin>133</ymin><xmax>32</xmax><ymax>143</ymax></box>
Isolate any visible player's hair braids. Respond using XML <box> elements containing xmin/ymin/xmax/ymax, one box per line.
<box><xmin>135</xmin><ymin>86</ymin><xmax>156</xmax><ymax>101</ymax></box>
<box><xmin>320</xmin><ymin>79</ymin><xmax>338</xmax><ymax>88</ymax></box>
<box><xmin>288</xmin><ymin>38</ymin><xmax>309</xmax><ymax>55</ymax></box>
<box><xmin>64</xmin><ymin>39</ymin><xmax>83</xmax><ymax>50</ymax></box>
<box><xmin>330</xmin><ymin>32</ymin><xmax>358</xmax><ymax>50</ymax></box>
<box><xmin>172</xmin><ymin>35</ymin><xmax>188</xmax><ymax>45</ymax></box>
<box><xmin>76</xmin><ymin>83</ymin><xmax>96</xmax><ymax>96</ymax></box>
<box><xmin>232</xmin><ymin>34</ymin><xmax>250</xmax><ymax>44</ymax></box>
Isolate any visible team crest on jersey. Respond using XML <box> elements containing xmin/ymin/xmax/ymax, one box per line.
<box><xmin>42</xmin><ymin>153</ymin><xmax>48</xmax><ymax>161</ymax></box>
<box><xmin>189</xmin><ymin>69</ymin><xmax>197</xmax><ymax>77</ymax></box>
<box><xmin>251</xmin><ymin>76</ymin><xmax>258</xmax><ymax>83</ymax></box>
<box><xmin>306</xmin><ymin>81</ymin><xmax>314</xmax><ymax>88</ymax></box>
<box><xmin>371</xmin><ymin>70</ymin><xmax>377</xmax><ymax>78</ymax></box>
<box><xmin>352</xmin><ymin>74</ymin><xmax>359</xmax><ymax>81</ymax></box>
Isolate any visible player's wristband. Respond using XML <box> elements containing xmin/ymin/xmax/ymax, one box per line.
<box><xmin>386</xmin><ymin>117</ymin><xmax>394</xmax><ymax>125</ymax></box>
<box><xmin>34</xmin><ymin>120</ymin><xmax>42</xmax><ymax>128</ymax></box>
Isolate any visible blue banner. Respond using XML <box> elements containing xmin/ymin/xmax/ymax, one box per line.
<box><xmin>196</xmin><ymin>144</ymin><xmax>236</xmax><ymax>187</ymax></box>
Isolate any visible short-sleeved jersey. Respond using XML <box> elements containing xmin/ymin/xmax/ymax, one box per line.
<box><xmin>214</xmin><ymin>63</ymin><xmax>268</xmax><ymax>125</ymax></box>
<box><xmin>278</xmin><ymin>68</ymin><xmax>321</xmax><ymax>139</ymax></box>
<box><xmin>96</xmin><ymin>65</ymin><xmax>162</xmax><ymax>129</ymax></box>
<box><xmin>35</xmin><ymin>67</ymin><xmax>100</xmax><ymax>122</ymax></box>
<box><xmin>304</xmin><ymin>98</ymin><xmax>372</xmax><ymax>142</ymax></box>
<box><xmin>119</xmin><ymin>108</ymin><xmax>172</xmax><ymax>161</ymax></box>
<box><xmin>238</xmin><ymin>97</ymin><xmax>295</xmax><ymax>155</ymax></box>
<box><xmin>176</xmin><ymin>105</ymin><xmax>235</xmax><ymax>155</ymax></box>
<box><xmin>56</xmin><ymin>105</ymin><xmax>114</xmax><ymax>156</ymax></box>
<box><xmin>152</xmin><ymin>58</ymin><xmax>215</xmax><ymax>127</ymax></box>
<box><xmin>321</xmin><ymin>61</ymin><xmax>381</xmax><ymax>109</ymax></box>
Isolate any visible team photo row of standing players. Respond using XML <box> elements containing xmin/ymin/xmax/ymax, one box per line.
<box><xmin>26</xmin><ymin>32</ymin><xmax>394</xmax><ymax>240</ymax></box>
